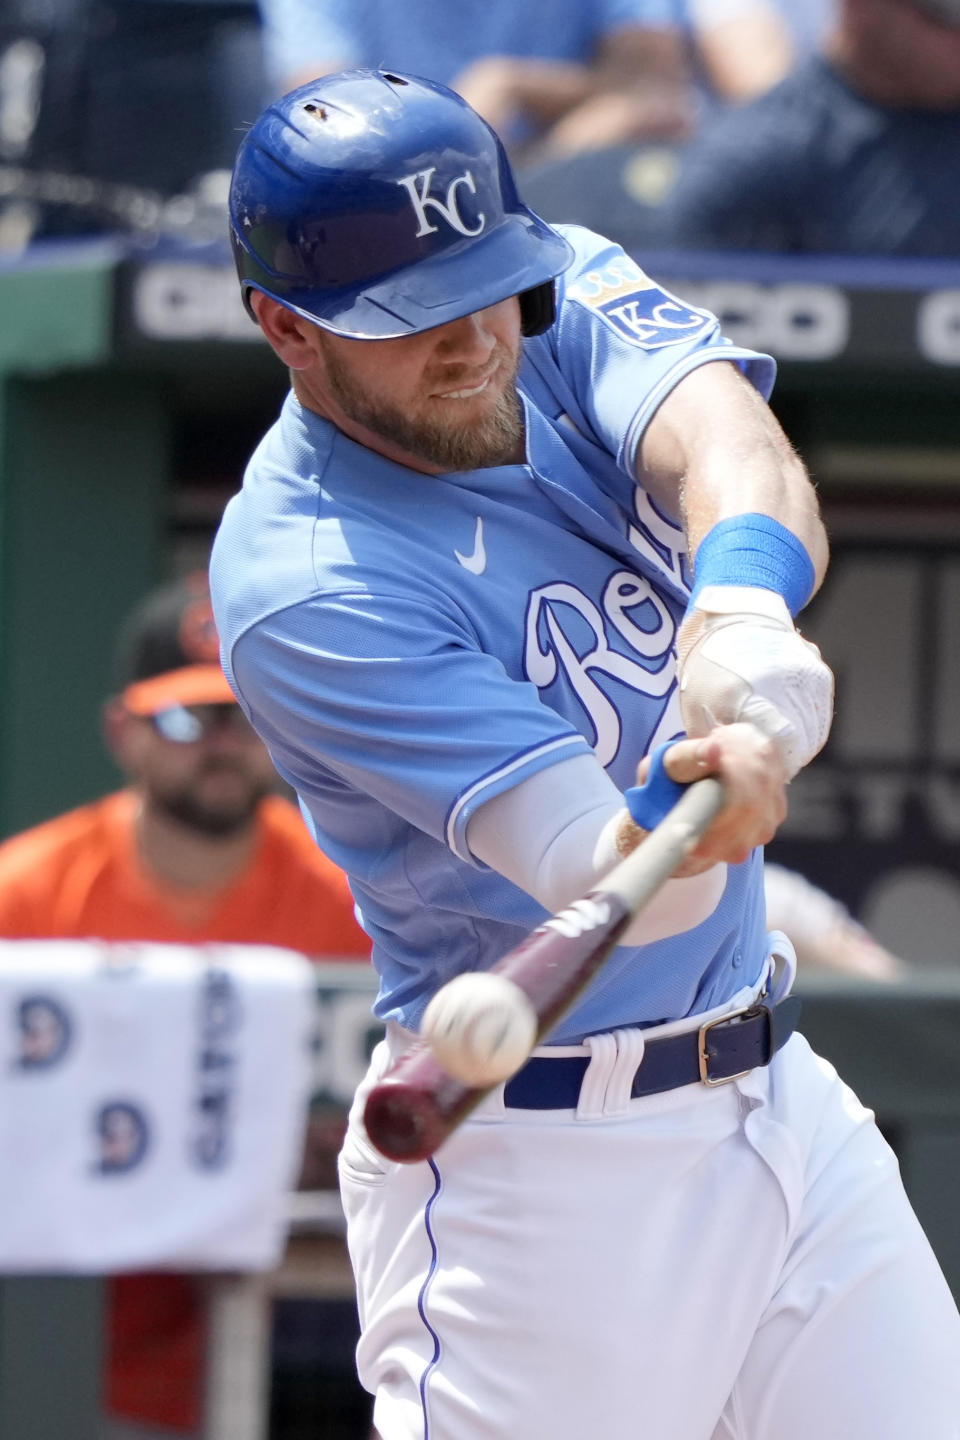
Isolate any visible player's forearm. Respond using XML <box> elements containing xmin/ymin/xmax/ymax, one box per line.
<box><xmin>680</xmin><ymin>401</ymin><xmax>828</xmax><ymax>593</ymax></box>
<box><xmin>638</xmin><ymin>362</ymin><xmax>833</xmax><ymax>776</ymax></box>
<box><xmin>638</xmin><ymin>361</ymin><xmax>828</xmax><ymax>594</ymax></box>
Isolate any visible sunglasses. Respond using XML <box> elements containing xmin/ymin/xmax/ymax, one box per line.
<box><xmin>148</xmin><ymin>704</ymin><xmax>253</xmax><ymax>744</ymax></box>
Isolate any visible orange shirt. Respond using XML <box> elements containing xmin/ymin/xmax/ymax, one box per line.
<box><xmin>0</xmin><ymin>789</ymin><xmax>371</xmax><ymax>1434</ymax></box>
<box><xmin>0</xmin><ymin>789</ymin><xmax>369</xmax><ymax>956</ymax></box>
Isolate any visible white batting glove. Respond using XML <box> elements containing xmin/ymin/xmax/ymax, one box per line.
<box><xmin>675</xmin><ymin>585</ymin><xmax>834</xmax><ymax>778</ymax></box>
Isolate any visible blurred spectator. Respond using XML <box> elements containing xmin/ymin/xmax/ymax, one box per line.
<box><xmin>0</xmin><ymin>573</ymin><xmax>371</xmax><ymax>1440</ymax></box>
<box><xmin>257</xmin><ymin>0</ymin><xmax>698</xmax><ymax>162</ymax></box>
<box><xmin>765</xmin><ymin>0</ymin><xmax>837</xmax><ymax>57</ymax></box>
<box><xmin>678</xmin><ymin>0</ymin><xmax>796</xmax><ymax>108</ymax></box>
<box><xmin>764</xmin><ymin>863</ymin><xmax>904</xmax><ymax>983</ymax></box>
<box><xmin>686</xmin><ymin>0</ymin><xmax>837</xmax><ymax>79</ymax></box>
<box><xmin>520</xmin><ymin>0</ymin><xmax>959</xmax><ymax>257</ymax></box>
<box><xmin>653</xmin><ymin>0</ymin><xmax>960</xmax><ymax>255</ymax></box>
<box><xmin>258</xmin><ymin>0</ymin><xmax>814</xmax><ymax>169</ymax></box>
<box><xmin>0</xmin><ymin>0</ymin><xmax>267</xmax><ymax>247</ymax></box>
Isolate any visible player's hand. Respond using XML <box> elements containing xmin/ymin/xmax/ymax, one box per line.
<box><xmin>625</xmin><ymin>723</ymin><xmax>788</xmax><ymax>876</ymax></box>
<box><xmin>675</xmin><ymin>585</ymin><xmax>834</xmax><ymax>779</ymax></box>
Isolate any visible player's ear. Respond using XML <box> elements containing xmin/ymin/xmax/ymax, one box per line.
<box><xmin>101</xmin><ymin>697</ymin><xmax>141</xmax><ymax>773</ymax></box>
<box><xmin>250</xmin><ymin>292</ymin><xmax>320</xmax><ymax>370</ymax></box>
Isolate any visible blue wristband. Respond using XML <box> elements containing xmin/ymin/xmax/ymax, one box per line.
<box><xmin>623</xmin><ymin>742</ymin><xmax>687</xmax><ymax>831</ymax></box>
<box><xmin>689</xmin><ymin>514</ymin><xmax>815</xmax><ymax>618</ymax></box>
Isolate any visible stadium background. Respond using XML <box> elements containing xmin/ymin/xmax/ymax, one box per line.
<box><xmin>1</xmin><ymin>2</ymin><xmax>959</xmax><ymax>1436</ymax></box>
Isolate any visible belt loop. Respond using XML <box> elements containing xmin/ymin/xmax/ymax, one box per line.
<box><xmin>473</xmin><ymin>1079</ymin><xmax>508</xmax><ymax>1119</ymax></box>
<box><xmin>603</xmin><ymin>1029</ymin><xmax>646</xmax><ymax>1117</ymax></box>
<box><xmin>765</xmin><ymin>931</ymin><xmax>797</xmax><ymax>1005</ymax></box>
<box><xmin>576</xmin><ymin>1033</ymin><xmax>617</xmax><ymax>1120</ymax></box>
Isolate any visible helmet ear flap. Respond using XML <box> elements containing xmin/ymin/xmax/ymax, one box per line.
<box><xmin>518</xmin><ymin>281</ymin><xmax>557</xmax><ymax>337</ymax></box>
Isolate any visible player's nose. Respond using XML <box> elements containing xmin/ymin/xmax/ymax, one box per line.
<box><xmin>435</xmin><ymin>309</ymin><xmax>498</xmax><ymax>362</ymax></box>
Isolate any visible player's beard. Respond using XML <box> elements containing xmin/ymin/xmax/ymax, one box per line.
<box><xmin>318</xmin><ymin>336</ymin><xmax>525</xmax><ymax>472</ymax></box>
<box><xmin>146</xmin><ymin>762</ymin><xmax>273</xmax><ymax>838</ymax></box>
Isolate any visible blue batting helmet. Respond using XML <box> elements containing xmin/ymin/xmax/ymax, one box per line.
<box><xmin>229</xmin><ymin>68</ymin><xmax>574</xmax><ymax>340</ymax></box>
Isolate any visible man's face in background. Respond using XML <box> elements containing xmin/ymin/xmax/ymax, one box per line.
<box><xmin>109</xmin><ymin>701</ymin><xmax>280</xmax><ymax>836</ymax></box>
<box><xmin>839</xmin><ymin>0</ymin><xmax>960</xmax><ymax>106</ymax></box>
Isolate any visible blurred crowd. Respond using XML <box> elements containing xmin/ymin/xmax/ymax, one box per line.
<box><xmin>1</xmin><ymin>0</ymin><xmax>959</xmax><ymax>258</ymax></box>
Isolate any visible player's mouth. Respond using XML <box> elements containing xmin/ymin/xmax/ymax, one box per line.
<box><xmin>439</xmin><ymin>378</ymin><xmax>490</xmax><ymax>400</ymax></box>
<box><xmin>434</xmin><ymin>364</ymin><xmax>499</xmax><ymax>400</ymax></box>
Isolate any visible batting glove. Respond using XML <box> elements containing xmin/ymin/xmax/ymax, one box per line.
<box><xmin>676</xmin><ymin>585</ymin><xmax>834</xmax><ymax>778</ymax></box>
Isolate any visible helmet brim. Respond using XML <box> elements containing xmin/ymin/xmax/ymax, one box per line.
<box><xmin>244</xmin><ymin>207</ymin><xmax>575</xmax><ymax>340</ymax></box>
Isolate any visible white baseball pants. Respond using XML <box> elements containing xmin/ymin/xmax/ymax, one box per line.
<box><xmin>339</xmin><ymin>1001</ymin><xmax>960</xmax><ymax>1440</ymax></box>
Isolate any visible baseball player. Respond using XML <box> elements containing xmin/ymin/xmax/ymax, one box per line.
<box><xmin>210</xmin><ymin>70</ymin><xmax>960</xmax><ymax>1439</ymax></box>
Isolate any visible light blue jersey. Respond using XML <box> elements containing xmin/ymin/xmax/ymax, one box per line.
<box><xmin>211</xmin><ymin>225</ymin><xmax>775</xmax><ymax>1041</ymax></box>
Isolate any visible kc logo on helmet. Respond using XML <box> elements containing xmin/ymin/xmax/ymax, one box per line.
<box><xmin>397</xmin><ymin>168</ymin><xmax>485</xmax><ymax>239</ymax></box>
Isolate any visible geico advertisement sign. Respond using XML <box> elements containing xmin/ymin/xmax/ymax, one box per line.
<box><xmin>129</xmin><ymin>264</ymin><xmax>960</xmax><ymax>366</ymax></box>
<box><xmin>132</xmin><ymin>263</ymin><xmax>259</xmax><ymax>342</ymax></box>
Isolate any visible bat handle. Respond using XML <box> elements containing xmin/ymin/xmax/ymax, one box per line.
<box><xmin>603</xmin><ymin>776</ymin><xmax>725</xmax><ymax>912</ymax></box>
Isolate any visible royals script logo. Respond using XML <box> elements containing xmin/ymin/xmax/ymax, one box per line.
<box><xmin>524</xmin><ymin>571</ymin><xmax>677</xmax><ymax>767</ymax></box>
<box><xmin>397</xmin><ymin>168</ymin><xmax>485</xmax><ymax>238</ymax></box>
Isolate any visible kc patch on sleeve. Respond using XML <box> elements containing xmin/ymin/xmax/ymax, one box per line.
<box><xmin>566</xmin><ymin>255</ymin><xmax>714</xmax><ymax>350</ymax></box>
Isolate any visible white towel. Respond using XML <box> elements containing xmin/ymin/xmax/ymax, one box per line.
<box><xmin>0</xmin><ymin>940</ymin><xmax>317</xmax><ymax>1273</ymax></box>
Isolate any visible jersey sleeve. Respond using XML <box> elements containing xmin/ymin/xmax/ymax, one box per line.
<box><xmin>228</xmin><ymin>591</ymin><xmax>595</xmax><ymax>863</ymax></box>
<box><xmin>542</xmin><ymin>224</ymin><xmax>777</xmax><ymax>474</ymax></box>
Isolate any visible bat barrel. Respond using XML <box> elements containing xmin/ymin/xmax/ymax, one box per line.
<box><xmin>363</xmin><ymin>1044</ymin><xmax>478</xmax><ymax>1162</ymax></box>
<box><xmin>363</xmin><ymin>1081</ymin><xmax>447</xmax><ymax>1163</ymax></box>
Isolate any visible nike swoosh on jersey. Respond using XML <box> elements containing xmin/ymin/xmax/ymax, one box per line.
<box><xmin>455</xmin><ymin>517</ymin><xmax>487</xmax><ymax>575</ymax></box>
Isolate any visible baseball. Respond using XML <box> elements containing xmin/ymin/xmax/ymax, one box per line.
<box><xmin>421</xmin><ymin>971</ymin><xmax>538</xmax><ymax>1087</ymax></box>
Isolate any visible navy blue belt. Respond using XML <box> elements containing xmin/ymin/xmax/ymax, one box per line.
<box><xmin>503</xmin><ymin>995</ymin><xmax>803</xmax><ymax>1110</ymax></box>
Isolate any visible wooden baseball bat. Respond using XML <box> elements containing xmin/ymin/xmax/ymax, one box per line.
<box><xmin>363</xmin><ymin>776</ymin><xmax>725</xmax><ymax>1163</ymax></box>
